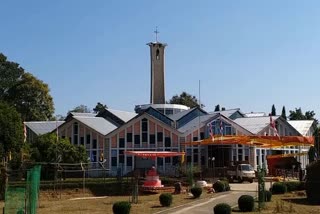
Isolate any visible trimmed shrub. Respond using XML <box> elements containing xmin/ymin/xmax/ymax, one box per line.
<box><xmin>190</xmin><ymin>186</ymin><xmax>202</xmax><ymax>198</ymax></box>
<box><xmin>213</xmin><ymin>203</ymin><xmax>231</xmax><ymax>214</ymax></box>
<box><xmin>238</xmin><ymin>195</ymin><xmax>255</xmax><ymax>212</ymax></box>
<box><xmin>284</xmin><ymin>181</ymin><xmax>305</xmax><ymax>192</ymax></box>
<box><xmin>264</xmin><ymin>190</ymin><xmax>272</xmax><ymax>202</ymax></box>
<box><xmin>213</xmin><ymin>181</ymin><xmax>225</xmax><ymax>192</ymax></box>
<box><xmin>272</xmin><ymin>182</ymin><xmax>287</xmax><ymax>194</ymax></box>
<box><xmin>220</xmin><ymin>180</ymin><xmax>230</xmax><ymax>191</ymax></box>
<box><xmin>112</xmin><ymin>201</ymin><xmax>131</xmax><ymax>214</ymax></box>
<box><xmin>159</xmin><ymin>193</ymin><xmax>173</xmax><ymax>207</ymax></box>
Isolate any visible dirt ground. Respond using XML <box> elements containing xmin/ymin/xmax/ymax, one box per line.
<box><xmin>36</xmin><ymin>188</ymin><xmax>214</xmax><ymax>214</ymax></box>
<box><xmin>1</xmin><ymin>188</ymin><xmax>320</xmax><ymax>213</ymax></box>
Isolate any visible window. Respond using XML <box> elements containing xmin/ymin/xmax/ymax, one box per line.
<box><xmin>142</xmin><ymin>133</ymin><xmax>148</xmax><ymax>143</ymax></box>
<box><xmin>127</xmin><ymin>133</ymin><xmax>132</xmax><ymax>142</ymax></box>
<box><xmin>200</xmin><ymin>132</ymin><xmax>204</xmax><ymax>140</ymax></box>
<box><xmin>173</xmin><ymin>156</ymin><xmax>178</xmax><ymax>164</ymax></box>
<box><xmin>92</xmin><ymin>139</ymin><xmax>97</xmax><ymax>149</ymax></box>
<box><xmin>187</xmin><ymin>156</ymin><xmax>192</xmax><ymax>163</ymax></box>
<box><xmin>165</xmin><ymin>109</ymin><xmax>173</xmax><ymax>115</ymax></box>
<box><xmin>193</xmin><ymin>154</ymin><xmax>198</xmax><ymax>162</ymax></box>
<box><xmin>119</xmin><ymin>138</ymin><xmax>125</xmax><ymax>148</ymax></box>
<box><xmin>157</xmin><ymin>132</ymin><xmax>163</xmax><ymax>142</ymax></box>
<box><xmin>73</xmin><ymin>122</ymin><xmax>78</xmax><ymax>145</ymax></box>
<box><xmin>142</xmin><ymin>118</ymin><xmax>148</xmax><ymax>131</ymax></box>
<box><xmin>127</xmin><ymin>156</ymin><xmax>132</xmax><ymax>166</ymax></box>
<box><xmin>142</xmin><ymin>119</ymin><xmax>148</xmax><ymax>142</ymax></box>
<box><xmin>165</xmin><ymin>157</ymin><xmax>171</xmax><ymax>163</ymax></box>
<box><xmin>80</xmin><ymin>137</ymin><xmax>84</xmax><ymax>145</ymax></box>
<box><xmin>119</xmin><ymin>156</ymin><xmax>124</xmax><ymax>164</ymax></box>
<box><xmin>91</xmin><ymin>151</ymin><xmax>97</xmax><ymax>162</ymax></box>
<box><xmin>86</xmin><ymin>135</ymin><xmax>91</xmax><ymax>144</ymax></box>
<box><xmin>156</xmin><ymin>49</ymin><xmax>160</xmax><ymax>60</ymax></box>
<box><xmin>73</xmin><ymin>136</ymin><xmax>78</xmax><ymax>145</ymax></box>
<box><xmin>111</xmin><ymin>150</ymin><xmax>117</xmax><ymax>157</ymax></box>
<box><xmin>193</xmin><ymin>137</ymin><xmax>198</xmax><ymax>141</ymax></box>
<box><xmin>111</xmin><ymin>157</ymin><xmax>117</xmax><ymax>166</ymax></box>
<box><xmin>73</xmin><ymin>122</ymin><xmax>78</xmax><ymax>135</ymax></box>
<box><xmin>150</xmin><ymin>134</ymin><xmax>155</xmax><ymax>144</ymax></box>
<box><xmin>225</xmin><ymin>126</ymin><xmax>232</xmax><ymax>135</ymax></box>
<box><xmin>134</xmin><ymin>135</ymin><xmax>140</xmax><ymax>144</ymax></box>
<box><xmin>165</xmin><ymin>137</ymin><xmax>171</xmax><ymax>147</ymax></box>
<box><xmin>157</xmin><ymin>157</ymin><xmax>163</xmax><ymax>166</ymax></box>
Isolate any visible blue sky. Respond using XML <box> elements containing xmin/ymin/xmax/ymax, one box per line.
<box><xmin>1</xmin><ymin>1</ymin><xmax>320</xmax><ymax>118</ymax></box>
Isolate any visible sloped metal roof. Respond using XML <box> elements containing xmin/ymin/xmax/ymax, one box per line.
<box><xmin>168</xmin><ymin>108</ymin><xmax>196</xmax><ymax>121</ymax></box>
<box><xmin>244</xmin><ymin>112</ymin><xmax>267</xmax><ymax>117</ymax></box>
<box><xmin>25</xmin><ymin>121</ymin><xmax>65</xmax><ymax>135</ymax></box>
<box><xmin>70</xmin><ymin>112</ymin><xmax>97</xmax><ymax>117</ymax></box>
<box><xmin>288</xmin><ymin>120</ymin><xmax>314</xmax><ymax>136</ymax></box>
<box><xmin>178</xmin><ymin>114</ymin><xmax>215</xmax><ymax>133</ymax></box>
<box><xmin>73</xmin><ymin>116</ymin><xmax>117</xmax><ymax>135</ymax></box>
<box><xmin>233</xmin><ymin>116</ymin><xmax>279</xmax><ymax>134</ymax></box>
<box><xmin>107</xmin><ymin>109</ymin><xmax>137</xmax><ymax>122</ymax></box>
<box><xmin>208</xmin><ymin>108</ymin><xmax>242</xmax><ymax>118</ymax></box>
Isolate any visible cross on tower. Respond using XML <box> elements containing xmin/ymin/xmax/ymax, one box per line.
<box><xmin>154</xmin><ymin>27</ymin><xmax>159</xmax><ymax>42</ymax></box>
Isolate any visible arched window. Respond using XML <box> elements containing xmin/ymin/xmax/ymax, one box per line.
<box><xmin>156</xmin><ymin>49</ymin><xmax>160</xmax><ymax>60</ymax></box>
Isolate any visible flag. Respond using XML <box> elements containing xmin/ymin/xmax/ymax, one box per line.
<box><xmin>181</xmin><ymin>153</ymin><xmax>185</xmax><ymax>164</ymax></box>
<box><xmin>220</xmin><ymin>119</ymin><xmax>223</xmax><ymax>135</ymax></box>
<box><xmin>269</xmin><ymin>114</ymin><xmax>279</xmax><ymax>137</ymax></box>
<box><xmin>23</xmin><ymin>122</ymin><xmax>27</xmax><ymax>143</ymax></box>
<box><xmin>208</xmin><ymin>123</ymin><xmax>215</xmax><ymax>142</ymax></box>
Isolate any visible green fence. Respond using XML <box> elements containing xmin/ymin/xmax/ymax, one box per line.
<box><xmin>4</xmin><ymin>187</ymin><xmax>26</xmax><ymax>214</ymax></box>
<box><xmin>4</xmin><ymin>165</ymin><xmax>41</xmax><ymax>214</ymax></box>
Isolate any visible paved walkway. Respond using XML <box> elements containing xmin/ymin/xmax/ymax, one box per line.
<box><xmin>155</xmin><ymin>182</ymin><xmax>268</xmax><ymax>214</ymax></box>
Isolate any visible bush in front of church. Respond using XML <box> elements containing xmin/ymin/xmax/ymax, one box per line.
<box><xmin>213</xmin><ymin>203</ymin><xmax>231</xmax><ymax>214</ymax></box>
<box><xmin>191</xmin><ymin>186</ymin><xmax>202</xmax><ymax>198</ymax></box>
<box><xmin>112</xmin><ymin>201</ymin><xmax>131</xmax><ymax>214</ymax></box>
<box><xmin>159</xmin><ymin>193</ymin><xmax>173</xmax><ymax>207</ymax></box>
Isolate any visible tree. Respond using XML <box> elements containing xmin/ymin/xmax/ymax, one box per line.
<box><xmin>0</xmin><ymin>102</ymin><xmax>24</xmax><ymax>160</ymax></box>
<box><xmin>214</xmin><ymin>105</ymin><xmax>220</xmax><ymax>112</ymax></box>
<box><xmin>93</xmin><ymin>102</ymin><xmax>107</xmax><ymax>114</ymax></box>
<box><xmin>69</xmin><ymin>105</ymin><xmax>91</xmax><ymax>113</ymax></box>
<box><xmin>0</xmin><ymin>53</ymin><xmax>54</xmax><ymax>121</ymax></box>
<box><xmin>30</xmin><ymin>134</ymin><xmax>88</xmax><ymax>163</ymax></box>
<box><xmin>289</xmin><ymin>108</ymin><xmax>318</xmax><ymax>123</ymax></box>
<box><xmin>281</xmin><ymin>106</ymin><xmax>287</xmax><ymax>120</ymax></box>
<box><xmin>53</xmin><ymin>114</ymin><xmax>65</xmax><ymax>121</ymax></box>
<box><xmin>271</xmin><ymin>104</ymin><xmax>276</xmax><ymax>116</ymax></box>
<box><xmin>6</xmin><ymin>73</ymin><xmax>54</xmax><ymax>121</ymax></box>
<box><xmin>288</xmin><ymin>108</ymin><xmax>305</xmax><ymax>120</ymax></box>
<box><xmin>308</xmin><ymin>146</ymin><xmax>316</xmax><ymax>163</ymax></box>
<box><xmin>168</xmin><ymin>92</ymin><xmax>204</xmax><ymax>108</ymax></box>
<box><xmin>0</xmin><ymin>53</ymin><xmax>24</xmax><ymax>100</ymax></box>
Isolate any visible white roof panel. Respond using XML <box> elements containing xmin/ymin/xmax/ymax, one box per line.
<box><xmin>25</xmin><ymin>121</ymin><xmax>65</xmax><ymax>135</ymax></box>
<box><xmin>107</xmin><ymin>109</ymin><xmax>137</xmax><ymax>122</ymax></box>
<box><xmin>288</xmin><ymin>120</ymin><xmax>314</xmax><ymax>136</ymax></box>
<box><xmin>73</xmin><ymin>116</ymin><xmax>117</xmax><ymax>135</ymax></box>
<box><xmin>234</xmin><ymin>116</ymin><xmax>279</xmax><ymax>134</ymax></box>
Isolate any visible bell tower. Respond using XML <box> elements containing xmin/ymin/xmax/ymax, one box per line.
<box><xmin>147</xmin><ymin>28</ymin><xmax>167</xmax><ymax>104</ymax></box>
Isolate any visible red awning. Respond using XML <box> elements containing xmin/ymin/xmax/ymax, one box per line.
<box><xmin>124</xmin><ymin>151</ymin><xmax>185</xmax><ymax>158</ymax></box>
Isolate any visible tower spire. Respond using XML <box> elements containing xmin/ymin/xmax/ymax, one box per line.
<box><xmin>154</xmin><ymin>26</ymin><xmax>159</xmax><ymax>42</ymax></box>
